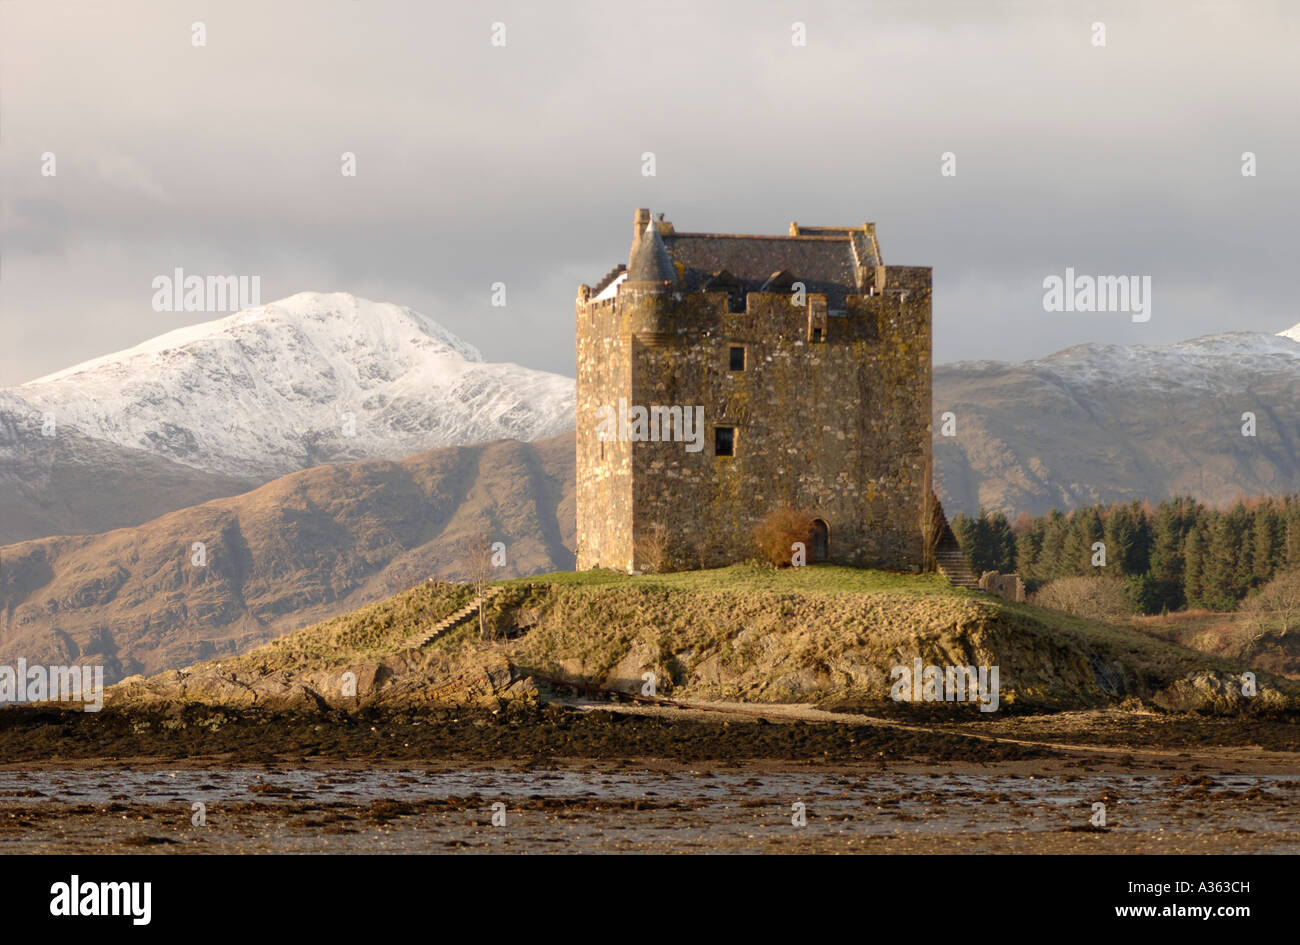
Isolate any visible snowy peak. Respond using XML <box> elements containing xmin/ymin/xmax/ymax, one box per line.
<box><xmin>941</xmin><ymin>330</ymin><xmax>1300</xmax><ymax>397</ymax></box>
<box><xmin>9</xmin><ymin>292</ymin><xmax>574</xmax><ymax>480</ymax></box>
<box><xmin>30</xmin><ymin>291</ymin><xmax>483</xmax><ymax>386</ymax></box>
<box><xmin>1277</xmin><ymin>321</ymin><xmax>1300</xmax><ymax>344</ymax></box>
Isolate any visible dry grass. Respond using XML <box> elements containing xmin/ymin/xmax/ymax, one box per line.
<box><xmin>249</xmin><ymin>581</ymin><xmax>476</xmax><ymax>671</ymax></box>
<box><xmin>1133</xmin><ymin>609</ymin><xmax>1300</xmax><ymax>678</ymax></box>
<box><xmin>159</xmin><ymin>565</ymin><xmax>1300</xmax><ymax>710</ymax></box>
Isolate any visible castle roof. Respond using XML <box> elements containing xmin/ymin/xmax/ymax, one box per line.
<box><xmin>582</xmin><ymin>211</ymin><xmax>886</xmax><ymax>308</ymax></box>
<box><xmin>663</xmin><ymin>232</ymin><xmax>860</xmax><ymax>308</ymax></box>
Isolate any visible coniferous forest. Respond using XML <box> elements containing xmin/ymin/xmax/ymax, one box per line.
<box><xmin>951</xmin><ymin>496</ymin><xmax>1300</xmax><ymax>614</ymax></box>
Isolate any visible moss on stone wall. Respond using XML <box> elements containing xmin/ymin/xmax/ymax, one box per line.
<box><xmin>578</xmin><ymin>257</ymin><xmax>931</xmax><ymax>574</ymax></box>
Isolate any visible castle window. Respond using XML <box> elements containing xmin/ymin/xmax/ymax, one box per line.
<box><xmin>729</xmin><ymin>346</ymin><xmax>746</xmax><ymax>371</ymax></box>
<box><xmin>728</xmin><ymin>290</ymin><xmax>746</xmax><ymax>314</ymax></box>
<box><xmin>714</xmin><ymin>426</ymin><xmax>735</xmax><ymax>457</ymax></box>
<box><xmin>808</xmin><ymin>295</ymin><xmax>828</xmax><ymax>343</ymax></box>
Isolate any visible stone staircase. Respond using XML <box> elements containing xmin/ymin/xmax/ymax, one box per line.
<box><xmin>411</xmin><ymin>586</ymin><xmax>504</xmax><ymax>648</ymax></box>
<box><xmin>929</xmin><ymin>493</ymin><xmax>980</xmax><ymax>590</ymax></box>
<box><xmin>935</xmin><ymin>542</ymin><xmax>979</xmax><ymax>589</ymax></box>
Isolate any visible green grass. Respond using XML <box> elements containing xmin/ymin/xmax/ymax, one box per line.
<box><xmin>503</xmin><ymin>563</ymin><xmax>963</xmax><ymax>597</ymax></box>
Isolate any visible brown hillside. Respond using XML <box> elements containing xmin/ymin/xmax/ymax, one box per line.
<box><xmin>0</xmin><ymin>411</ymin><xmax>254</xmax><ymax>545</ymax></box>
<box><xmin>932</xmin><ymin>342</ymin><xmax>1300</xmax><ymax>517</ymax></box>
<box><xmin>0</xmin><ymin>434</ymin><xmax>575</xmax><ymax>683</ymax></box>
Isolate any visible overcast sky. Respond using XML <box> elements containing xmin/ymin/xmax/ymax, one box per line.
<box><xmin>0</xmin><ymin>0</ymin><xmax>1295</xmax><ymax>386</ymax></box>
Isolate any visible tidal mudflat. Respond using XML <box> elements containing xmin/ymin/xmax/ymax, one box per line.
<box><xmin>0</xmin><ymin>762</ymin><xmax>1296</xmax><ymax>853</ymax></box>
<box><xmin>1</xmin><ymin>702</ymin><xmax>1296</xmax><ymax>853</ymax></box>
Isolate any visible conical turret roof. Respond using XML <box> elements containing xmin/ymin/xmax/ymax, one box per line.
<box><xmin>627</xmin><ymin>216</ymin><xmax>678</xmax><ymax>289</ymax></box>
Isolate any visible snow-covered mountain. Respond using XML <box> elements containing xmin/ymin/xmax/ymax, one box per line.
<box><xmin>10</xmin><ymin>292</ymin><xmax>576</xmax><ymax>480</ymax></box>
<box><xmin>934</xmin><ymin>326</ymin><xmax>1300</xmax><ymax>516</ymax></box>
<box><xmin>1024</xmin><ymin>329</ymin><xmax>1300</xmax><ymax>392</ymax></box>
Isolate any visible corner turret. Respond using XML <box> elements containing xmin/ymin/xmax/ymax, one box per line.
<box><xmin>625</xmin><ymin>212</ymin><xmax>679</xmax><ymax>291</ymax></box>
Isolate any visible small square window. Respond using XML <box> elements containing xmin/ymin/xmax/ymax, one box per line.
<box><xmin>808</xmin><ymin>295</ymin><xmax>827</xmax><ymax>342</ymax></box>
<box><xmin>715</xmin><ymin>426</ymin><xmax>735</xmax><ymax>456</ymax></box>
<box><xmin>729</xmin><ymin>346</ymin><xmax>745</xmax><ymax>371</ymax></box>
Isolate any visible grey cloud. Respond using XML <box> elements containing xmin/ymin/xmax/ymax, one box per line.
<box><xmin>0</xmin><ymin>0</ymin><xmax>1294</xmax><ymax>384</ymax></box>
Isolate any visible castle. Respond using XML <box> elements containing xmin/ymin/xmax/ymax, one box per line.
<box><xmin>575</xmin><ymin>209</ymin><xmax>933</xmax><ymax>573</ymax></box>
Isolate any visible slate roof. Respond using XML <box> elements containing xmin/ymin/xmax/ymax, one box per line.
<box><xmin>663</xmin><ymin>233</ymin><xmax>860</xmax><ymax>307</ymax></box>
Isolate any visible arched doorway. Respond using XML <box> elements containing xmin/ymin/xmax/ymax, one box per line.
<box><xmin>811</xmin><ymin>519</ymin><xmax>829</xmax><ymax>562</ymax></box>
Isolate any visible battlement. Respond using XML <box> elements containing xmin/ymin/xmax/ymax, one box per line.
<box><xmin>577</xmin><ymin>210</ymin><xmax>926</xmax><ymax>316</ymax></box>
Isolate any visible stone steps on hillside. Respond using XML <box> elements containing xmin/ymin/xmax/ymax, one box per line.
<box><xmin>935</xmin><ymin>549</ymin><xmax>980</xmax><ymax>589</ymax></box>
<box><xmin>928</xmin><ymin>490</ymin><xmax>980</xmax><ymax>590</ymax></box>
<box><xmin>411</xmin><ymin>586</ymin><xmax>504</xmax><ymax>648</ymax></box>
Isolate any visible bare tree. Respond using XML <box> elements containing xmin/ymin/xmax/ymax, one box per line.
<box><xmin>1241</xmin><ymin>569</ymin><xmax>1300</xmax><ymax>641</ymax></box>
<box><xmin>1031</xmin><ymin>576</ymin><xmax>1132</xmax><ymax>620</ymax></box>
<box><xmin>639</xmin><ymin>522</ymin><xmax>671</xmax><ymax>573</ymax></box>
<box><xmin>460</xmin><ymin>532</ymin><xmax>495</xmax><ymax>640</ymax></box>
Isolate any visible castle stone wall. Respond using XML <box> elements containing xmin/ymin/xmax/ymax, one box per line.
<box><xmin>576</xmin><ymin>216</ymin><xmax>932</xmax><ymax>574</ymax></box>
<box><xmin>576</xmin><ymin>295</ymin><xmax>635</xmax><ymax>570</ymax></box>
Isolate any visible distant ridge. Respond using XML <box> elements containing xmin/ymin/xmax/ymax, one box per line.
<box><xmin>934</xmin><ymin>329</ymin><xmax>1300</xmax><ymax>516</ymax></box>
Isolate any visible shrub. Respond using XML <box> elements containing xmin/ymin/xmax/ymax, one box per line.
<box><xmin>1240</xmin><ymin>568</ymin><xmax>1300</xmax><ymax>640</ymax></box>
<box><xmin>751</xmin><ymin>508</ymin><xmax>816</xmax><ymax>568</ymax></box>
<box><xmin>1031</xmin><ymin>575</ymin><xmax>1133</xmax><ymax>620</ymax></box>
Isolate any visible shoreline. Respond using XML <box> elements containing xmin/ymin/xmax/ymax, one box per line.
<box><xmin>1</xmin><ymin>700</ymin><xmax>1296</xmax><ymax>775</ymax></box>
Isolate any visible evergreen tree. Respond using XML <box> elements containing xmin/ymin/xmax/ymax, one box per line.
<box><xmin>958</xmin><ymin>509</ymin><xmax>1019</xmax><ymax>575</ymax></box>
<box><xmin>1016</xmin><ymin>520</ymin><xmax>1043</xmax><ymax>585</ymax></box>
<box><xmin>1009</xmin><ymin>494</ymin><xmax>1298</xmax><ymax>613</ymax></box>
<box><xmin>1126</xmin><ymin>572</ymin><xmax>1162</xmax><ymax>614</ymax></box>
<box><xmin>1201</xmin><ymin>508</ymin><xmax>1249</xmax><ymax>609</ymax></box>
<box><xmin>1063</xmin><ymin>506</ymin><xmax>1105</xmax><ymax>576</ymax></box>
<box><xmin>1251</xmin><ymin>500</ymin><xmax>1281</xmax><ymax>587</ymax></box>
<box><xmin>951</xmin><ymin>513</ymin><xmax>976</xmax><ymax>568</ymax></box>
<box><xmin>1148</xmin><ymin>497</ymin><xmax>1194</xmax><ymax>611</ymax></box>
<box><xmin>1226</xmin><ymin>503</ymin><xmax>1253</xmax><ymax>602</ymax></box>
<box><xmin>1104</xmin><ymin>501</ymin><xmax>1152</xmax><ymax>576</ymax></box>
<box><xmin>1284</xmin><ymin>497</ymin><xmax>1300</xmax><ymax>569</ymax></box>
<box><xmin>1032</xmin><ymin>509</ymin><xmax>1070</xmax><ymax>583</ymax></box>
<box><xmin>1183</xmin><ymin>522</ymin><xmax>1206</xmax><ymax>608</ymax></box>
<box><xmin>986</xmin><ymin>511</ymin><xmax>1017</xmax><ymax>573</ymax></box>
<box><xmin>970</xmin><ymin>512</ymin><xmax>995</xmax><ymax>574</ymax></box>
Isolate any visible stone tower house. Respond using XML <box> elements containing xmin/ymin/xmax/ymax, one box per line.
<box><xmin>575</xmin><ymin>209</ymin><xmax>932</xmax><ymax>573</ymax></box>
